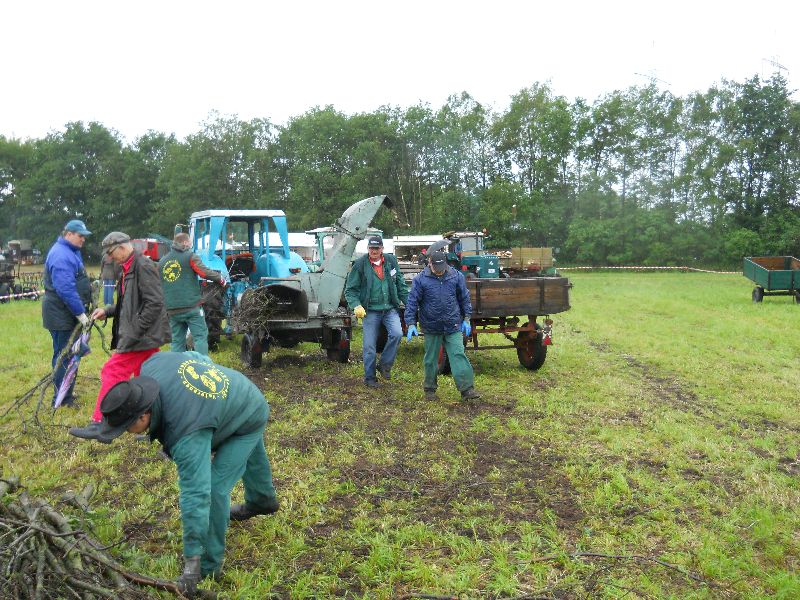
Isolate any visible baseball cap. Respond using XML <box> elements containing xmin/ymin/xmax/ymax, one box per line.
<box><xmin>97</xmin><ymin>377</ymin><xmax>160</xmax><ymax>444</ymax></box>
<box><xmin>367</xmin><ymin>235</ymin><xmax>383</xmax><ymax>248</ymax></box>
<box><xmin>429</xmin><ymin>251</ymin><xmax>447</xmax><ymax>268</ymax></box>
<box><xmin>102</xmin><ymin>231</ymin><xmax>131</xmax><ymax>255</ymax></box>
<box><xmin>64</xmin><ymin>219</ymin><xmax>91</xmax><ymax>236</ymax></box>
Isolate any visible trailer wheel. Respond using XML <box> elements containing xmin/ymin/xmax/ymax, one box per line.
<box><xmin>752</xmin><ymin>287</ymin><xmax>764</xmax><ymax>303</ymax></box>
<box><xmin>437</xmin><ymin>346</ymin><xmax>451</xmax><ymax>375</ymax></box>
<box><xmin>240</xmin><ymin>333</ymin><xmax>263</xmax><ymax>368</ymax></box>
<box><xmin>795</xmin><ymin>292</ymin><xmax>800</xmax><ymax>304</ymax></box>
<box><xmin>0</xmin><ymin>283</ymin><xmax>10</xmax><ymax>304</ymax></box>
<box><xmin>326</xmin><ymin>328</ymin><xmax>351</xmax><ymax>363</ymax></box>
<box><xmin>517</xmin><ymin>324</ymin><xmax>547</xmax><ymax>370</ymax></box>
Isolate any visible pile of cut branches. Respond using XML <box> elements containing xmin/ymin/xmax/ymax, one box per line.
<box><xmin>230</xmin><ymin>286</ymin><xmax>280</xmax><ymax>332</ymax></box>
<box><xmin>0</xmin><ymin>476</ymin><xmax>215</xmax><ymax>599</ymax></box>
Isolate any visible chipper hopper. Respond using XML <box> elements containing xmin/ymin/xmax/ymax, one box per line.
<box><xmin>188</xmin><ymin>195</ymin><xmax>392</xmax><ymax>367</ymax></box>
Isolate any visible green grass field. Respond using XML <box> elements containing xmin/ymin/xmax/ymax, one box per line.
<box><xmin>1</xmin><ymin>271</ymin><xmax>798</xmax><ymax>599</ymax></box>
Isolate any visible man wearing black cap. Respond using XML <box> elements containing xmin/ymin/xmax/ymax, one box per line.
<box><xmin>404</xmin><ymin>250</ymin><xmax>480</xmax><ymax>401</ymax></box>
<box><xmin>90</xmin><ymin>351</ymin><xmax>278</xmax><ymax>595</ymax></box>
<box><xmin>70</xmin><ymin>231</ymin><xmax>170</xmax><ymax>439</ymax></box>
<box><xmin>344</xmin><ymin>235</ymin><xmax>409</xmax><ymax>388</ymax></box>
<box><xmin>42</xmin><ymin>219</ymin><xmax>93</xmax><ymax>408</ymax></box>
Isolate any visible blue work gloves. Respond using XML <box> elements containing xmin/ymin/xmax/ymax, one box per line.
<box><xmin>406</xmin><ymin>325</ymin><xmax>418</xmax><ymax>341</ymax></box>
<box><xmin>461</xmin><ymin>319</ymin><xmax>471</xmax><ymax>337</ymax></box>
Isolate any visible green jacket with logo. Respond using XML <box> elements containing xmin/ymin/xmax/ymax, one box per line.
<box><xmin>141</xmin><ymin>351</ymin><xmax>268</xmax><ymax>455</ymax></box>
<box><xmin>140</xmin><ymin>351</ymin><xmax>270</xmax><ymax>562</ymax></box>
<box><xmin>158</xmin><ymin>244</ymin><xmax>224</xmax><ymax>313</ymax></box>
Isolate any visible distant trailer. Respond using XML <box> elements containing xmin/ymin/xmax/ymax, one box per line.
<box><xmin>743</xmin><ymin>256</ymin><xmax>800</xmax><ymax>303</ymax></box>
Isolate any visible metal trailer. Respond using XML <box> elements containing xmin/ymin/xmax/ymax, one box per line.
<box><xmin>743</xmin><ymin>256</ymin><xmax>800</xmax><ymax>303</ymax></box>
<box><xmin>435</xmin><ymin>275</ymin><xmax>572</xmax><ymax>372</ymax></box>
<box><xmin>379</xmin><ymin>274</ymin><xmax>572</xmax><ymax>371</ymax></box>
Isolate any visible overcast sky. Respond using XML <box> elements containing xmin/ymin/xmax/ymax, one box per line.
<box><xmin>2</xmin><ymin>0</ymin><xmax>797</xmax><ymax>142</ymax></box>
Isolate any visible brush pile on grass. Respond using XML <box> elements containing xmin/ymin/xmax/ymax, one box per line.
<box><xmin>0</xmin><ymin>476</ymin><xmax>215</xmax><ymax>599</ymax></box>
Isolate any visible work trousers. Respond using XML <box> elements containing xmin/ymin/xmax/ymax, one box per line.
<box><xmin>172</xmin><ymin>426</ymin><xmax>276</xmax><ymax>577</ymax></box>
<box><xmin>169</xmin><ymin>307</ymin><xmax>209</xmax><ymax>355</ymax></box>
<box><xmin>50</xmin><ymin>329</ymin><xmax>76</xmax><ymax>407</ymax></box>
<box><xmin>91</xmin><ymin>348</ymin><xmax>160</xmax><ymax>422</ymax></box>
<box><xmin>422</xmin><ymin>331</ymin><xmax>474</xmax><ymax>393</ymax></box>
<box><xmin>361</xmin><ymin>309</ymin><xmax>402</xmax><ymax>382</ymax></box>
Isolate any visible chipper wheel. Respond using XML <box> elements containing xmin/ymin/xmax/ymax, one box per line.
<box><xmin>516</xmin><ymin>324</ymin><xmax>547</xmax><ymax>370</ymax></box>
<box><xmin>240</xmin><ymin>333</ymin><xmax>263</xmax><ymax>368</ymax></box>
<box><xmin>325</xmin><ymin>328</ymin><xmax>351</xmax><ymax>363</ymax></box>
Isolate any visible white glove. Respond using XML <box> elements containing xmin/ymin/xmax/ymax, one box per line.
<box><xmin>77</xmin><ymin>313</ymin><xmax>90</xmax><ymax>326</ymax></box>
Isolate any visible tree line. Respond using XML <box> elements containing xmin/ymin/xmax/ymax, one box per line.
<box><xmin>1</xmin><ymin>73</ymin><xmax>798</xmax><ymax>268</ymax></box>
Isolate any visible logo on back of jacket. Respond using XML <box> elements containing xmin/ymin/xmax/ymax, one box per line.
<box><xmin>178</xmin><ymin>359</ymin><xmax>230</xmax><ymax>400</ymax></box>
<box><xmin>162</xmin><ymin>260</ymin><xmax>181</xmax><ymax>283</ymax></box>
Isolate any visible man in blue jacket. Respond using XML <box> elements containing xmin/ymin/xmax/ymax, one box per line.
<box><xmin>42</xmin><ymin>219</ymin><xmax>93</xmax><ymax>408</ymax></box>
<box><xmin>404</xmin><ymin>250</ymin><xmax>480</xmax><ymax>401</ymax></box>
<box><xmin>88</xmin><ymin>351</ymin><xmax>279</xmax><ymax>596</ymax></box>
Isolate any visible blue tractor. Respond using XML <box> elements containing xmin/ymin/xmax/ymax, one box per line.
<box><xmin>188</xmin><ymin>196</ymin><xmax>391</xmax><ymax>367</ymax></box>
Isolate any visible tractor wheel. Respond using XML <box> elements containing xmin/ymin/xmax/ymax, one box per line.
<box><xmin>0</xmin><ymin>283</ymin><xmax>10</xmax><ymax>304</ymax></box>
<box><xmin>752</xmin><ymin>287</ymin><xmax>764</xmax><ymax>303</ymax></box>
<box><xmin>202</xmin><ymin>283</ymin><xmax>225</xmax><ymax>351</ymax></box>
<box><xmin>326</xmin><ymin>328</ymin><xmax>351</xmax><ymax>363</ymax></box>
<box><xmin>240</xmin><ymin>333</ymin><xmax>263</xmax><ymax>368</ymax></box>
<box><xmin>437</xmin><ymin>345</ymin><xmax>451</xmax><ymax>375</ymax></box>
<box><xmin>516</xmin><ymin>324</ymin><xmax>547</xmax><ymax>371</ymax></box>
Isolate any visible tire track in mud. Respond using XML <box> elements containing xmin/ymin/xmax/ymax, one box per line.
<box><xmin>243</xmin><ymin>351</ymin><xmax>584</xmax><ymax>582</ymax></box>
<box><xmin>583</xmin><ymin>336</ymin><xmax>800</xmax><ymax>493</ymax></box>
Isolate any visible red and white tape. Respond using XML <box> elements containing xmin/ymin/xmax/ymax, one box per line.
<box><xmin>0</xmin><ymin>290</ymin><xmax>43</xmax><ymax>302</ymax></box>
<box><xmin>558</xmin><ymin>266</ymin><xmax>739</xmax><ymax>274</ymax></box>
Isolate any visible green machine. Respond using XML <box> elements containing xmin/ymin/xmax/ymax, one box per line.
<box><xmin>442</xmin><ymin>231</ymin><xmax>500</xmax><ymax>279</ymax></box>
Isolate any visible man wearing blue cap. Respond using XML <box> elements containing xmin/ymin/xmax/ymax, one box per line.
<box><xmin>42</xmin><ymin>219</ymin><xmax>93</xmax><ymax>408</ymax></box>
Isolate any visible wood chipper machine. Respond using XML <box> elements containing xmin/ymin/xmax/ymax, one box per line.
<box><xmin>187</xmin><ymin>195</ymin><xmax>392</xmax><ymax>367</ymax></box>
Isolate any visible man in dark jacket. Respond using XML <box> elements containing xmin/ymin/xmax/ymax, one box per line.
<box><xmin>344</xmin><ymin>235</ymin><xmax>409</xmax><ymax>388</ymax></box>
<box><xmin>159</xmin><ymin>232</ymin><xmax>226</xmax><ymax>355</ymax></box>
<box><xmin>70</xmin><ymin>231</ymin><xmax>170</xmax><ymax>439</ymax></box>
<box><xmin>404</xmin><ymin>250</ymin><xmax>480</xmax><ymax>401</ymax></box>
<box><xmin>84</xmin><ymin>351</ymin><xmax>278</xmax><ymax>596</ymax></box>
<box><xmin>42</xmin><ymin>219</ymin><xmax>93</xmax><ymax>408</ymax></box>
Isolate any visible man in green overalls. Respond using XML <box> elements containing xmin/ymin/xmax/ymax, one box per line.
<box><xmin>91</xmin><ymin>351</ymin><xmax>278</xmax><ymax>596</ymax></box>
<box><xmin>159</xmin><ymin>232</ymin><xmax>226</xmax><ymax>355</ymax></box>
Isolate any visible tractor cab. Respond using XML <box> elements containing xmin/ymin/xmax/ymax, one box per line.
<box><xmin>442</xmin><ymin>231</ymin><xmax>500</xmax><ymax>279</ymax></box>
<box><xmin>187</xmin><ymin>209</ymin><xmax>309</xmax><ymax>285</ymax></box>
